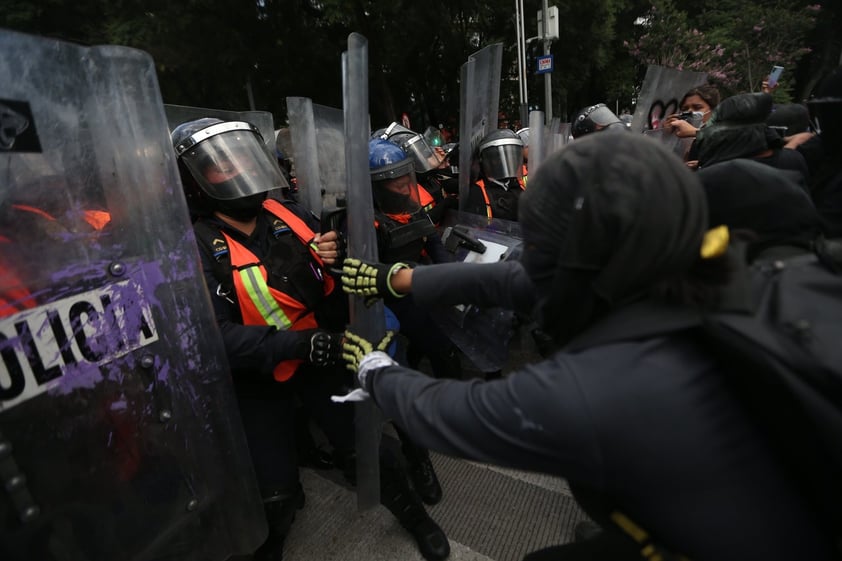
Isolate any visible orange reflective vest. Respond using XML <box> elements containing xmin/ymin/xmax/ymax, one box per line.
<box><xmin>419</xmin><ymin>185</ymin><xmax>435</xmax><ymax>215</ymax></box>
<box><xmin>224</xmin><ymin>199</ymin><xmax>334</xmax><ymax>382</ymax></box>
<box><xmin>375</xmin><ymin>185</ymin><xmax>436</xmax><ymax>226</ymax></box>
<box><xmin>474</xmin><ymin>178</ymin><xmax>526</xmax><ymax>220</ymax></box>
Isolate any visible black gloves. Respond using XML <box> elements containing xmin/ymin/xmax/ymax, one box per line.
<box><xmin>341</xmin><ymin>258</ymin><xmax>409</xmax><ymax>306</ymax></box>
<box><xmin>298</xmin><ymin>330</ymin><xmax>343</xmax><ymax>367</ymax></box>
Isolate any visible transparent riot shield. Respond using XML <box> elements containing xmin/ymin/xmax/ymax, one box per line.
<box><xmin>630</xmin><ymin>65</ymin><xmax>708</xmax><ymax>134</ymax></box>
<box><xmin>164</xmin><ymin>104</ymin><xmax>277</xmax><ymax>155</ymax></box>
<box><xmin>544</xmin><ymin>118</ymin><xmax>572</xmax><ymax>156</ymax></box>
<box><xmin>435</xmin><ymin>212</ymin><xmax>523</xmax><ymax>372</ymax></box>
<box><xmin>0</xmin><ymin>30</ymin><xmax>265</xmax><ymax>561</ymax></box>
<box><xmin>458</xmin><ymin>43</ymin><xmax>503</xmax><ymax>208</ymax></box>
<box><xmin>286</xmin><ymin>97</ymin><xmax>347</xmax><ymax>217</ymax></box>
<box><xmin>527</xmin><ymin>110</ymin><xmax>546</xmax><ymax>176</ymax></box>
<box><xmin>343</xmin><ymin>32</ymin><xmax>382</xmax><ymax>510</ymax></box>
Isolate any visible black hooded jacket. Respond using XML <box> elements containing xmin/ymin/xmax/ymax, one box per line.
<box><xmin>697</xmin><ymin>159</ymin><xmax>822</xmax><ymax>259</ymax></box>
<box><xmin>360</xmin><ymin>134</ymin><xmax>836</xmax><ymax>560</ymax></box>
<box><xmin>696</xmin><ymin>93</ymin><xmax>808</xmax><ymax>179</ymax></box>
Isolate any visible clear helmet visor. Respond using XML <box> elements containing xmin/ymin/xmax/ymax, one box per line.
<box><xmin>177</xmin><ymin>122</ymin><xmax>288</xmax><ymax>200</ymax></box>
<box><xmin>401</xmin><ymin>134</ymin><xmax>443</xmax><ymax>174</ymax></box>
<box><xmin>480</xmin><ymin>140</ymin><xmax>523</xmax><ymax>181</ymax></box>
<box><xmin>373</xmin><ymin>168</ymin><xmax>421</xmax><ymax>215</ymax></box>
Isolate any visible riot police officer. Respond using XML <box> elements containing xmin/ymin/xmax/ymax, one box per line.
<box><xmin>367</xmin><ymin>138</ymin><xmax>460</xmax><ymax>506</ymax></box>
<box><xmin>372</xmin><ymin>123</ymin><xmax>455</xmax><ymax>224</ymax></box>
<box><xmin>463</xmin><ymin>129</ymin><xmax>525</xmax><ymax>222</ymax></box>
<box><xmin>571</xmin><ymin>103</ymin><xmax>627</xmax><ymax>139</ymax></box>
<box><xmin>172</xmin><ymin>118</ymin><xmax>450</xmax><ymax>561</ymax></box>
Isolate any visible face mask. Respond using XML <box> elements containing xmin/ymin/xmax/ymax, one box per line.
<box><xmin>212</xmin><ymin>192</ymin><xmax>266</xmax><ymax>221</ymax></box>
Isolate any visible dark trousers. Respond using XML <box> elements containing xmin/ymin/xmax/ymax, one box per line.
<box><xmin>235</xmin><ymin>364</ymin><xmax>355</xmax><ymax>497</ymax></box>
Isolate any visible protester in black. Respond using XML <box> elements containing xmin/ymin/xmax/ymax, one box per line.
<box><xmin>341</xmin><ymin>133</ymin><xmax>836</xmax><ymax>560</ymax></box>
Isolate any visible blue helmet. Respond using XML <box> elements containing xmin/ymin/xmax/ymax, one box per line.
<box><xmin>369</xmin><ymin>138</ymin><xmax>414</xmax><ymax>182</ymax></box>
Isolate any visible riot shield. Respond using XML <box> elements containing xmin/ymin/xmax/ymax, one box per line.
<box><xmin>164</xmin><ymin>104</ymin><xmax>277</xmax><ymax>155</ymax></box>
<box><xmin>0</xmin><ymin>30</ymin><xmax>265</xmax><ymax>561</ymax></box>
<box><xmin>544</xmin><ymin>117</ymin><xmax>572</xmax><ymax>156</ymax></box>
<box><xmin>436</xmin><ymin>212</ymin><xmax>523</xmax><ymax>372</ymax></box>
<box><xmin>630</xmin><ymin>65</ymin><xmax>708</xmax><ymax>134</ymax></box>
<box><xmin>286</xmin><ymin>97</ymin><xmax>347</xmax><ymax>216</ymax></box>
<box><xmin>527</xmin><ymin>110</ymin><xmax>546</xmax><ymax>176</ymax></box>
<box><xmin>642</xmin><ymin>125</ymin><xmax>698</xmax><ymax>159</ymax></box>
<box><xmin>343</xmin><ymin>32</ymin><xmax>382</xmax><ymax>510</ymax></box>
<box><xmin>458</xmin><ymin>43</ymin><xmax>503</xmax><ymax>208</ymax></box>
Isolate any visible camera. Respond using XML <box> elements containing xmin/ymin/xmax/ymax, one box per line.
<box><xmin>677</xmin><ymin>111</ymin><xmax>695</xmax><ymax>122</ymax></box>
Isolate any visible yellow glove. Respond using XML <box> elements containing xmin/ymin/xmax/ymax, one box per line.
<box><xmin>342</xmin><ymin>329</ymin><xmax>396</xmax><ymax>381</ymax></box>
<box><xmin>341</xmin><ymin>258</ymin><xmax>408</xmax><ymax>306</ymax></box>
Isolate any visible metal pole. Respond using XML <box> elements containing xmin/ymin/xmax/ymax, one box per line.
<box><xmin>518</xmin><ymin>0</ymin><xmax>528</xmax><ymax>126</ymax></box>
<box><xmin>542</xmin><ymin>0</ymin><xmax>552</xmax><ymax>122</ymax></box>
<box><xmin>516</xmin><ymin>0</ymin><xmax>523</xmax><ymax>101</ymax></box>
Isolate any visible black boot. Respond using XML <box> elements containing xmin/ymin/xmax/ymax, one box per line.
<box><xmin>294</xmin><ymin>405</ymin><xmax>334</xmax><ymax>470</ymax></box>
<box><xmin>252</xmin><ymin>487</ymin><xmax>305</xmax><ymax>561</ymax></box>
<box><xmin>380</xmin><ymin>455</ymin><xmax>450</xmax><ymax>561</ymax></box>
<box><xmin>394</xmin><ymin>425</ymin><xmax>443</xmax><ymax>505</ymax></box>
<box><xmin>406</xmin><ymin>452</ymin><xmax>443</xmax><ymax>506</ymax></box>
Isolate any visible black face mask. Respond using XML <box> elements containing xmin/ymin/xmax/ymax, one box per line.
<box><xmin>375</xmin><ymin>187</ymin><xmax>420</xmax><ymax>215</ymax></box>
<box><xmin>211</xmin><ymin>192</ymin><xmax>266</xmax><ymax>221</ymax></box>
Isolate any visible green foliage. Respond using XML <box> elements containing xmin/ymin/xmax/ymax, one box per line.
<box><xmin>0</xmin><ymin>0</ymin><xmax>834</xmax><ymax>128</ymax></box>
<box><xmin>626</xmin><ymin>0</ymin><xmax>822</xmax><ymax>100</ymax></box>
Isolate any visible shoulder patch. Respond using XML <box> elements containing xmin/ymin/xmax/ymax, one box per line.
<box><xmin>211</xmin><ymin>236</ymin><xmax>229</xmax><ymax>260</ymax></box>
<box><xmin>272</xmin><ymin>218</ymin><xmax>291</xmax><ymax>237</ymax></box>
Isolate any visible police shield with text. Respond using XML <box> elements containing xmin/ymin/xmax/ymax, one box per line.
<box><xmin>0</xmin><ymin>30</ymin><xmax>265</xmax><ymax>561</ymax></box>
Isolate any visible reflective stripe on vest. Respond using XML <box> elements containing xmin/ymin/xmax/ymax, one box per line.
<box><xmin>225</xmin><ymin>199</ymin><xmax>332</xmax><ymax>381</ymax></box>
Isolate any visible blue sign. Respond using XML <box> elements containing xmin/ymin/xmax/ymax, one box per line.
<box><xmin>536</xmin><ymin>55</ymin><xmax>554</xmax><ymax>74</ymax></box>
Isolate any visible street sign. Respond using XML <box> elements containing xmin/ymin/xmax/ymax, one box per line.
<box><xmin>536</xmin><ymin>55</ymin><xmax>554</xmax><ymax>74</ymax></box>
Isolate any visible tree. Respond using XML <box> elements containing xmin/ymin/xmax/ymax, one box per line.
<box><xmin>625</xmin><ymin>0</ymin><xmax>822</xmax><ymax>100</ymax></box>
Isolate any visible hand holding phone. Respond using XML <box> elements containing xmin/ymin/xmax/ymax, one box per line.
<box><xmin>768</xmin><ymin>65</ymin><xmax>784</xmax><ymax>88</ymax></box>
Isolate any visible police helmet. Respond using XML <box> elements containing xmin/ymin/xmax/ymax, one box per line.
<box><xmin>515</xmin><ymin>127</ymin><xmax>530</xmax><ymax>146</ymax></box>
<box><xmin>369</xmin><ymin>138</ymin><xmax>414</xmax><ymax>182</ymax></box>
<box><xmin>478</xmin><ymin>129</ymin><xmax>523</xmax><ymax>181</ymax></box>
<box><xmin>571</xmin><ymin>104</ymin><xmax>625</xmax><ymax>139</ymax></box>
<box><xmin>374</xmin><ymin>122</ymin><xmax>442</xmax><ymax>174</ymax></box>
<box><xmin>171</xmin><ymin>118</ymin><xmax>288</xmax><ymax>201</ymax></box>
<box><xmin>369</xmin><ymin>138</ymin><xmax>420</xmax><ymax>214</ymax></box>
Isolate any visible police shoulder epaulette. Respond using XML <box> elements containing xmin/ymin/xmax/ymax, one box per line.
<box><xmin>210</xmin><ymin>236</ymin><xmax>229</xmax><ymax>261</ymax></box>
<box><xmin>271</xmin><ymin>217</ymin><xmax>291</xmax><ymax>237</ymax></box>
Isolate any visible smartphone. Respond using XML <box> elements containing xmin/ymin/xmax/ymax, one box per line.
<box><xmin>768</xmin><ymin>65</ymin><xmax>785</xmax><ymax>88</ymax></box>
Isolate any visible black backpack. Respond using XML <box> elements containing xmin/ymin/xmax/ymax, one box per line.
<box><xmin>566</xmin><ymin>239</ymin><xmax>842</xmax><ymax>550</ymax></box>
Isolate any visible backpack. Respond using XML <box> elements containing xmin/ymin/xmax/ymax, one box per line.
<box><xmin>566</xmin><ymin>238</ymin><xmax>842</xmax><ymax>550</ymax></box>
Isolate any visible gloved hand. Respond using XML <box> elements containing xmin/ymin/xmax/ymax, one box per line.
<box><xmin>303</xmin><ymin>330</ymin><xmax>343</xmax><ymax>367</ymax></box>
<box><xmin>342</xmin><ymin>330</ymin><xmax>397</xmax><ymax>390</ymax></box>
<box><xmin>341</xmin><ymin>258</ymin><xmax>408</xmax><ymax>306</ymax></box>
